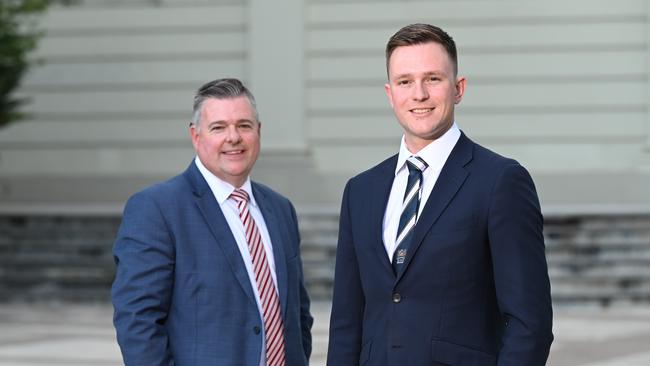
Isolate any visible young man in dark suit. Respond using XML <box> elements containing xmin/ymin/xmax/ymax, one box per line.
<box><xmin>327</xmin><ymin>24</ymin><xmax>553</xmax><ymax>366</ymax></box>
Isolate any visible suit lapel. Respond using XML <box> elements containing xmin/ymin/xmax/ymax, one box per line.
<box><xmin>369</xmin><ymin>155</ymin><xmax>399</xmax><ymax>275</ymax></box>
<box><xmin>185</xmin><ymin>163</ymin><xmax>257</xmax><ymax>306</ymax></box>
<box><xmin>253</xmin><ymin>183</ymin><xmax>289</xmax><ymax>320</ymax></box>
<box><xmin>395</xmin><ymin>133</ymin><xmax>473</xmax><ymax>283</ymax></box>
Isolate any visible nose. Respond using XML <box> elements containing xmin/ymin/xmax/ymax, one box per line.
<box><xmin>225</xmin><ymin>125</ymin><xmax>242</xmax><ymax>143</ymax></box>
<box><xmin>412</xmin><ymin>81</ymin><xmax>429</xmax><ymax>101</ymax></box>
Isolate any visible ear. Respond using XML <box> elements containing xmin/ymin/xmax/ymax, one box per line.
<box><xmin>189</xmin><ymin>123</ymin><xmax>199</xmax><ymax>150</ymax></box>
<box><xmin>384</xmin><ymin>82</ymin><xmax>394</xmax><ymax>108</ymax></box>
<box><xmin>454</xmin><ymin>76</ymin><xmax>466</xmax><ymax>104</ymax></box>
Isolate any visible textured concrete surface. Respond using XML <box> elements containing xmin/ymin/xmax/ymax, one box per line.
<box><xmin>0</xmin><ymin>302</ymin><xmax>649</xmax><ymax>365</ymax></box>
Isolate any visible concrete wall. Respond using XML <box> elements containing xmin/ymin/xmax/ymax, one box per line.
<box><xmin>1</xmin><ymin>0</ymin><xmax>649</xmax><ymax>214</ymax></box>
<box><xmin>305</xmin><ymin>0</ymin><xmax>650</xmax><ymax>213</ymax></box>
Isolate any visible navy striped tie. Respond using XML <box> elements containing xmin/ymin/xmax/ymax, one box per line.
<box><xmin>392</xmin><ymin>156</ymin><xmax>428</xmax><ymax>275</ymax></box>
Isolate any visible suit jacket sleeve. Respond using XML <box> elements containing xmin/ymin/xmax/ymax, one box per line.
<box><xmin>112</xmin><ymin>191</ymin><xmax>174</xmax><ymax>365</ymax></box>
<box><xmin>488</xmin><ymin>163</ymin><xmax>554</xmax><ymax>365</ymax></box>
<box><xmin>289</xmin><ymin>202</ymin><xmax>314</xmax><ymax>360</ymax></box>
<box><xmin>327</xmin><ymin>180</ymin><xmax>365</xmax><ymax>365</ymax></box>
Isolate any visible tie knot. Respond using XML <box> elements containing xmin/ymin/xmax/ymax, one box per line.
<box><xmin>230</xmin><ymin>188</ymin><xmax>249</xmax><ymax>203</ymax></box>
<box><xmin>406</xmin><ymin>156</ymin><xmax>428</xmax><ymax>173</ymax></box>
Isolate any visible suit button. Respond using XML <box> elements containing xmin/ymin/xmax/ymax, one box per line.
<box><xmin>392</xmin><ymin>293</ymin><xmax>401</xmax><ymax>303</ymax></box>
<box><xmin>253</xmin><ymin>326</ymin><xmax>261</xmax><ymax>335</ymax></box>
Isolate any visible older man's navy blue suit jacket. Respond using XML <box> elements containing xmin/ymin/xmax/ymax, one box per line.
<box><xmin>112</xmin><ymin>162</ymin><xmax>313</xmax><ymax>365</ymax></box>
<box><xmin>327</xmin><ymin>132</ymin><xmax>553</xmax><ymax>366</ymax></box>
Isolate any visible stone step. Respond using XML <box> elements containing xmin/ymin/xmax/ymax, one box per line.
<box><xmin>551</xmin><ymin>282</ymin><xmax>650</xmax><ymax>306</ymax></box>
<box><xmin>0</xmin><ymin>256</ymin><xmax>115</xmax><ymax>273</ymax></box>
<box><xmin>0</xmin><ymin>222</ymin><xmax>120</xmax><ymax>235</ymax></box>
<box><xmin>545</xmin><ymin>234</ymin><xmax>650</xmax><ymax>249</ymax></box>
<box><xmin>1</xmin><ymin>213</ymin><xmax>650</xmax><ymax>306</ymax></box>
<box><xmin>301</xmin><ymin>238</ymin><xmax>336</xmax><ymax>254</ymax></box>
<box><xmin>546</xmin><ymin>216</ymin><xmax>650</xmax><ymax>228</ymax></box>
<box><xmin>0</xmin><ymin>266</ymin><xmax>113</xmax><ymax>283</ymax></box>
<box><xmin>0</xmin><ymin>249</ymin><xmax>113</xmax><ymax>267</ymax></box>
<box><xmin>303</xmin><ymin>263</ymin><xmax>335</xmax><ymax>281</ymax></box>
<box><xmin>547</xmin><ymin>252</ymin><xmax>650</xmax><ymax>268</ymax></box>
<box><xmin>560</xmin><ymin>264</ymin><xmax>650</xmax><ymax>276</ymax></box>
<box><xmin>0</xmin><ymin>239</ymin><xmax>113</xmax><ymax>251</ymax></box>
<box><xmin>0</xmin><ymin>286</ymin><xmax>111</xmax><ymax>302</ymax></box>
<box><xmin>298</xmin><ymin>219</ymin><xmax>339</xmax><ymax>231</ymax></box>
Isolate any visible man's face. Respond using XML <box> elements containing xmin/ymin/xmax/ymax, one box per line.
<box><xmin>190</xmin><ymin>96</ymin><xmax>261</xmax><ymax>188</ymax></box>
<box><xmin>384</xmin><ymin>42</ymin><xmax>466</xmax><ymax>153</ymax></box>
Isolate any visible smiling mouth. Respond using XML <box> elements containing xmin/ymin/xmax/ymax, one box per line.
<box><xmin>410</xmin><ymin>108</ymin><xmax>434</xmax><ymax>114</ymax></box>
<box><xmin>223</xmin><ymin>150</ymin><xmax>244</xmax><ymax>155</ymax></box>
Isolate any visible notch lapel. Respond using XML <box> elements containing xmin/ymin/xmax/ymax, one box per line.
<box><xmin>395</xmin><ymin>134</ymin><xmax>474</xmax><ymax>283</ymax></box>
<box><xmin>368</xmin><ymin>156</ymin><xmax>399</xmax><ymax>275</ymax></box>
<box><xmin>185</xmin><ymin>163</ymin><xmax>257</xmax><ymax>306</ymax></box>
<box><xmin>253</xmin><ymin>184</ymin><xmax>289</xmax><ymax>320</ymax></box>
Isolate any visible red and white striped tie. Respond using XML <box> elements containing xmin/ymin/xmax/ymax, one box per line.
<box><xmin>230</xmin><ymin>189</ymin><xmax>286</xmax><ymax>366</ymax></box>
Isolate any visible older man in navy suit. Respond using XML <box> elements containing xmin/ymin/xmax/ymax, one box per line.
<box><xmin>112</xmin><ymin>78</ymin><xmax>312</xmax><ymax>365</ymax></box>
<box><xmin>327</xmin><ymin>24</ymin><xmax>553</xmax><ymax>365</ymax></box>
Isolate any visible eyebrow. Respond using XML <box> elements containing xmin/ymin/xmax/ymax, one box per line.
<box><xmin>393</xmin><ymin>71</ymin><xmax>444</xmax><ymax>79</ymax></box>
<box><xmin>207</xmin><ymin>119</ymin><xmax>256</xmax><ymax>126</ymax></box>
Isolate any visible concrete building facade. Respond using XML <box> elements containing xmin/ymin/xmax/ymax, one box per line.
<box><xmin>1</xmin><ymin>0</ymin><xmax>649</xmax><ymax>215</ymax></box>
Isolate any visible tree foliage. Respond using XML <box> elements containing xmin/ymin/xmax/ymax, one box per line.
<box><xmin>0</xmin><ymin>0</ymin><xmax>73</xmax><ymax>128</ymax></box>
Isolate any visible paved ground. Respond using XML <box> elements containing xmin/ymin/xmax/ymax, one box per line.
<box><xmin>0</xmin><ymin>302</ymin><xmax>649</xmax><ymax>365</ymax></box>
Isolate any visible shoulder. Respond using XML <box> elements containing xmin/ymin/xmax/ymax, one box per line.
<box><xmin>463</xmin><ymin>135</ymin><xmax>537</xmax><ymax>196</ymax></box>
<box><xmin>464</xmin><ymin>134</ymin><xmax>515</xmax><ymax>165</ymax></box>
<box><xmin>123</xmin><ymin>172</ymin><xmax>190</xmax><ymax>213</ymax></box>
<box><xmin>134</xmin><ymin>173</ymin><xmax>188</xmax><ymax>199</ymax></box>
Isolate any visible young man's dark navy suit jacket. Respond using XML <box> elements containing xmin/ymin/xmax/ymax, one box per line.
<box><xmin>327</xmin><ymin>132</ymin><xmax>553</xmax><ymax>366</ymax></box>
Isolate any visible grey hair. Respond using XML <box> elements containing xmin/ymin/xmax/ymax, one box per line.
<box><xmin>191</xmin><ymin>78</ymin><xmax>259</xmax><ymax>130</ymax></box>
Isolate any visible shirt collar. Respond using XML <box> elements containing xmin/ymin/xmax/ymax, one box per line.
<box><xmin>395</xmin><ymin>122</ymin><xmax>461</xmax><ymax>176</ymax></box>
<box><xmin>194</xmin><ymin>156</ymin><xmax>257</xmax><ymax>207</ymax></box>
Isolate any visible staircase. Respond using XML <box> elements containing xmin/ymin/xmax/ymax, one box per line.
<box><xmin>297</xmin><ymin>211</ymin><xmax>650</xmax><ymax>306</ymax></box>
<box><xmin>546</xmin><ymin>215</ymin><xmax>650</xmax><ymax>306</ymax></box>
<box><xmin>297</xmin><ymin>207</ymin><xmax>339</xmax><ymax>301</ymax></box>
<box><xmin>1</xmin><ymin>212</ymin><xmax>650</xmax><ymax>306</ymax></box>
<box><xmin>0</xmin><ymin>209</ymin><xmax>342</xmax><ymax>303</ymax></box>
<box><xmin>0</xmin><ymin>215</ymin><xmax>119</xmax><ymax>302</ymax></box>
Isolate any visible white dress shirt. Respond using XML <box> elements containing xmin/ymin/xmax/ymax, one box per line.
<box><xmin>382</xmin><ymin>123</ymin><xmax>461</xmax><ymax>262</ymax></box>
<box><xmin>195</xmin><ymin>156</ymin><xmax>277</xmax><ymax>366</ymax></box>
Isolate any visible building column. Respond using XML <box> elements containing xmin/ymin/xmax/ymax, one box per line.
<box><xmin>248</xmin><ymin>0</ymin><xmax>306</xmax><ymax>151</ymax></box>
<box><xmin>646</xmin><ymin>0</ymin><xmax>650</xmax><ymax>152</ymax></box>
